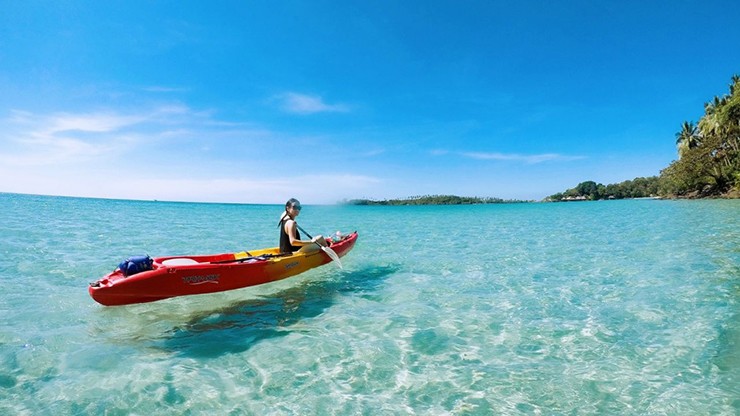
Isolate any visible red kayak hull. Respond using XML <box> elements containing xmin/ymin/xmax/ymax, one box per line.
<box><xmin>89</xmin><ymin>232</ymin><xmax>358</xmax><ymax>306</ymax></box>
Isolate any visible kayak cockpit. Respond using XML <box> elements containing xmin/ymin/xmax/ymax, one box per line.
<box><xmin>161</xmin><ymin>258</ymin><xmax>199</xmax><ymax>266</ymax></box>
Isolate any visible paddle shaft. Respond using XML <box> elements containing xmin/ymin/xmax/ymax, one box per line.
<box><xmin>295</xmin><ymin>223</ymin><xmax>329</xmax><ymax>249</ymax></box>
<box><xmin>295</xmin><ymin>223</ymin><xmax>315</xmax><ymax>240</ymax></box>
<box><xmin>294</xmin><ymin>223</ymin><xmax>342</xmax><ymax>268</ymax></box>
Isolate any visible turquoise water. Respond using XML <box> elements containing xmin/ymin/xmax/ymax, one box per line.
<box><xmin>0</xmin><ymin>193</ymin><xmax>738</xmax><ymax>415</ymax></box>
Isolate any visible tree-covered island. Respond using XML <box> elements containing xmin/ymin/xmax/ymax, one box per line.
<box><xmin>345</xmin><ymin>75</ymin><xmax>738</xmax><ymax>205</ymax></box>
<box><xmin>548</xmin><ymin>75</ymin><xmax>740</xmax><ymax>202</ymax></box>
<box><xmin>345</xmin><ymin>195</ymin><xmax>529</xmax><ymax>205</ymax></box>
<box><xmin>546</xmin><ymin>177</ymin><xmax>661</xmax><ymax>202</ymax></box>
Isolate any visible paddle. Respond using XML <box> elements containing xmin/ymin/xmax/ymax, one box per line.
<box><xmin>295</xmin><ymin>223</ymin><xmax>343</xmax><ymax>269</ymax></box>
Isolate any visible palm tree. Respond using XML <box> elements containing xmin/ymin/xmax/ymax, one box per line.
<box><xmin>700</xmin><ymin>96</ymin><xmax>730</xmax><ymax>136</ymax></box>
<box><xmin>729</xmin><ymin>75</ymin><xmax>739</xmax><ymax>95</ymax></box>
<box><xmin>676</xmin><ymin>121</ymin><xmax>700</xmax><ymax>158</ymax></box>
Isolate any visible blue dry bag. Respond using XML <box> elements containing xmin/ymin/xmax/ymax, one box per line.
<box><xmin>118</xmin><ymin>255</ymin><xmax>153</xmax><ymax>277</ymax></box>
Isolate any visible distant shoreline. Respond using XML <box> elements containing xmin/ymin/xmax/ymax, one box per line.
<box><xmin>343</xmin><ymin>195</ymin><xmax>531</xmax><ymax>205</ymax></box>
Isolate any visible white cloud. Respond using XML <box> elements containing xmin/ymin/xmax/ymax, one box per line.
<box><xmin>0</xmin><ymin>107</ymin><xmax>382</xmax><ymax>203</ymax></box>
<box><xmin>461</xmin><ymin>151</ymin><xmax>585</xmax><ymax>164</ymax></box>
<box><xmin>277</xmin><ymin>93</ymin><xmax>350</xmax><ymax>114</ymax></box>
<box><xmin>143</xmin><ymin>85</ymin><xmax>190</xmax><ymax>93</ymax></box>
<box><xmin>0</xmin><ymin>111</ymin><xmax>145</xmax><ymax>166</ymax></box>
<box><xmin>43</xmin><ymin>112</ymin><xmax>147</xmax><ymax>134</ymax></box>
<box><xmin>0</xmin><ymin>163</ymin><xmax>382</xmax><ymax>204</ymax></box>
<box><xmin>0</xmin><ymin>105</ymin><xmax>250</xmax><ymax>167</ymax></box>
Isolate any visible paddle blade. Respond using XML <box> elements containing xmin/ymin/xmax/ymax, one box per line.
<box><xmin>322</xmin><ymin>246</ymin><xmax>343</xmax><ymax>269</ymax></box>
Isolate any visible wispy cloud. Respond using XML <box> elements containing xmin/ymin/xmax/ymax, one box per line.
<box><xmin>1</xmin><ymin>111</ymin><xmax>140</xmax><ymax>165</ymax></box>
<box><xmin>143</xmin><ymin>85</ymin><xmax>190</xmax><ymax>93</ymax></box>
<box><xmin>461</xmin><ymin>151</ymin><xmax>585</xmax><ymax>164</ymax></box>
<box><xmin>0</xmin><ymin>106</ymin><xmax>252</xmax><ymax>166</ymax></box>
<box><xmin>42</xmin><ymin>112</ymin><xmax>147</xmax><ymax>134</ymax></box>
<box><xmin>361</xmin><ymin>148</ymin><xmax>385</xmax><ymax>157</ymax></box>
<box><xmin>276</xmin><ymin>92</ymin><xmax>350</xmax><ymax>114</ymax></box>
<box><xmin>0</xmin><ymin>106</ymin><xmax>382</xmax><ymax>203</ymax></box>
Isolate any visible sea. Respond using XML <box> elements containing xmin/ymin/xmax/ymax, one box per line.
<box><xmin>0</xmin><ymin>192</ymin><xmax>738</xmax><ymax>415</ymax></box>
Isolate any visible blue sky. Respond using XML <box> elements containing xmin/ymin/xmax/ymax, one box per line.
<box><xmin>1</xmin><ymin>1</ymin><xmax>739</xmax><ymax>203</ymax></box>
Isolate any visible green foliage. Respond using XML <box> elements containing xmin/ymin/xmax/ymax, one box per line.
<box><xmin>675</xmin><ymin>121</ymin><xmax>700</xmax><ymax>158</ymax></box>
<box><xmin>548</xmin><ymin>74</ymin><xmax>740</xmax><ymax>201</ymax></box>
<box><xmin>345</xmin><ymin>195</ymin><xmax>528</xmax><ymax>205</ymax></box>
<box><xmin>660</xmin><ymin>75</ymin><xmax>740</xmax><ymax>197</ymax></box>
<box><xmin>547</xmin><ymin>177</ymin><xmax>660</xmax><ymax>201</ymax></box>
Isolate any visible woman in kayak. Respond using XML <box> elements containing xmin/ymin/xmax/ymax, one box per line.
<box><xmin>278</xmin><ymin>198</ymin><xmax>328</xmax><ymax>253</ymax></box>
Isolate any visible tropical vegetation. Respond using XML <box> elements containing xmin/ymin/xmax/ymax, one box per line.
<box><xmin>548</xmin><ymin>74</ymin><xmax>740</xmax><ymax>201</ymax></box>
<box><xmin>661</xmin><ymin>75</ymin><xmax>740</xmax><ymax>197</ymax></box>
<box><xmin>345</xmin><ymin>195</ymin><xmax>528</xmax><ymax>205</ymax></box>
<box><xmin>546</xmin><ymin>177</ymin><xmax>660</xmax><ymax>201</ymax></box>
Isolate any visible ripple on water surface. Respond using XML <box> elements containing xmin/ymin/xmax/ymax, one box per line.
<box><xmin>0</xmin><ymin>195</ymin><xmax>738</xmax><ymax>414</ymax></box>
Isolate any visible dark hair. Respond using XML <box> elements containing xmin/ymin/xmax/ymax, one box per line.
<box><xmin>278</xmin><ymin>198</ymin><xmax>301</xmax><ymax>227</ymax></box>
<box><xmin>285</xmin><ymin>198</ymin><xmax>300</xmax><ymax>209</ymax></box>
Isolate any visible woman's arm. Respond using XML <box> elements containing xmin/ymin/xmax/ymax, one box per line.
<box><xmin>286</xmin><ymin>220</ymin><xmax>326</xmax><ymax>247</ymax></box>
<box><xmin>285</xmin><ymin>220</ymin><xmax>309</xmax><ymax>247</ymax></box>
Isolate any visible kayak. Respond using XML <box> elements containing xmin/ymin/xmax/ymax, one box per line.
<box><xmin>89</xmin><ymin>231</ymin><xmax>358</xmax><ymax>306</ymax></box>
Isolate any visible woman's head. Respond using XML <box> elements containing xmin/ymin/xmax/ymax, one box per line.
<box><xmin>285</xmin><ymin>198</ymin><xmax>301</xmax><ymax>211</ymax></box>
<box><xmin>278</xmin><ymin>198</ymin><xmax>302</xmax><ymax>226</ymax></box>
<box><xmin>284</xmin><ymin>198</ymin><xmax>302</xmax><ymax>218</ymax></box>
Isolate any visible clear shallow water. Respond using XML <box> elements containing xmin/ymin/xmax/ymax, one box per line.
<box><xmin>0</xmin><ymin>193</ymin><xmax>738</xmax><ymax>415</ymax></box>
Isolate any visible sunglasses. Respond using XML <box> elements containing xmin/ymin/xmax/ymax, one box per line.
<box><xmin>292</xmin><ymin>205</ymin><xmax>302</xmax><ymax>211</ymax></box>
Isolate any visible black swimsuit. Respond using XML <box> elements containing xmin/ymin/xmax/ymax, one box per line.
<box><xmin>279</xmin><ymin>218</ymin><xmax>301</xmax><ymax>253</ymax></box>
